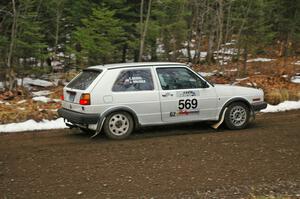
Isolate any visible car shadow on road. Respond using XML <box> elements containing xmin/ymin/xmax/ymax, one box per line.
<box><xmin>66</xmin><ymin>121</ymin><xmax>258</xmax><ymax>141</ymax></box>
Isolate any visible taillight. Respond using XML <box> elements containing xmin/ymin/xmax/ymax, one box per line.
<box><xmin>60</xmin><ymin>95</ymin><xmax>64</xmax><ymax>101</ymax></box>
<box><xmin>79</xmin><ymin>93</ymin><xmax>90</xmax><ymax>105</ymax></box>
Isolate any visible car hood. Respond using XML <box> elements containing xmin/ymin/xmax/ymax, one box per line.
<box><xmin>214</xmin><ymin>84</ymin><xmax>264</xmax><ymax>97</ymax></box>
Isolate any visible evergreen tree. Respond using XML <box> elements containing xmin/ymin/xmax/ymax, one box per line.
<box><xmin>70</xmin><ymin>7</ymin><xmax>125</xmax><ymax>66</ymax></box>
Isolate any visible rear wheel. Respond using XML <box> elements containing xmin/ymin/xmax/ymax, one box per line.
<box><xmin>103</xmin><ymin>112</ymin><xmax>134</xmax><ymax>139</ymax></box>
<box><xmin>224</xmin><ymin>102</ymin><xmax>250</xmax><ymax>130</ymax></box>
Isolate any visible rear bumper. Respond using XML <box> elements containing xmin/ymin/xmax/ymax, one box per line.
<box><xmin>251</xmin><ymin>101</ymin><xmax>267</xmax><ymax>112</ymax></box>
<box><xmin>58</xmin><ymin>108</ymin><xmax>99</xmax><ymax>124</ymax></box>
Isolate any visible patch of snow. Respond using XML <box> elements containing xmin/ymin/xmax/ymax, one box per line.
<box><xmin>32</xmin><ymin>90</ymin><xmax>52</xmax><ymax>96</ymax></box>
<box><xmin>292</xmin><ymin>61</ymin><xmax>300</xmax><ymax>65</ymax></box>
<box><xmin>200</xmin><ymin>52</ymin><xmax>207</xmax><ymax>58</ymax></box>
<box><xmin>26</xmin><ymin>57</ymin><xmax>36</xmax><ymax>62</ymax></box>
<box><xmin>246</xmin><ymin>82</ymin><xmax>257</xmax><ymax>87</ymax></box>
<box><xmin>17</xmin><ymin>107</ymin><xmax>25</xmax><ymax>110</ymax></box>
<box><xmin>0</xmin><ymin>100</ymin><xmax>4</xmax><ymax>104</ymax></box>
<box><xmin>17</xmin><ymin>100</ymin><xmax>26</xmax><ymax>104</ymax></box>
<box><xmin>291</xmin><ymin>76</ymin><xmax>300</xmax><ymax>84</ymax></box>
<box><xmin>214</xmin><ymin>55</ymin><xmax>232</xmax><ymax>61</ymax></box>
<box><xmin>236</xmin><ymin>77</ymin><xmax>249</xmax><ymax>81</ymax></box>
<box><xmin>218</xmin><ymin>60</ymin><xmax>228</xmax><ymax>65</ymax></box>
<box><xmin>179</xmin><ymin>49</ymin><xmax>196</xmax><ymax>58</ymax></box>
<box><xmin>182</xmin><ymin>41</ymin><xmax>195</xmax><ymax>48</ymax></box>
<box><xmin>224</xmin><ymin>42</ymin><xmax>234</xmax><ymax>46</ymax></box>
<box><xmin>18</xmin><ymin>78</ymin><xmax>54</xmax><ymax>87</ymax></box>
<box><xmin>32</xmin><ymin>96</ymin><xmax>52</xmax><ymax>103</ymax></box>
<box><xmin>247</xmin><ymin>58</ymin><xmax>274</xmax><ymax>62</ymax></box>
<box><xmin>52</xmin><ymin>79</ymin><xmax>60</xmax><ymax>86</ymax></box>
<box><xmin>223</xmin><ymin>40</ymin><xmax>236</xmax><ymax>46</ymax></box>
<box><xmin>5</xmin><ymin>102</ymin><xmax>10</xmax><ymax>105</ymax></box>
<box><xmin>57</xmin><ymin>52</ymin><xmax>65</xmax><ymax>57</ymax></box>
<box><xmin>51</xmin><ymin>60</ymin><xmax>63</xmax><ymax>67</ymax></box>
<box><xmin>198</xmin><ymin>72</ymin><xmax>215</xmax><ymax>77</ymax></box>
<box><xmin>225</xmin><ymin>68</ymin><xmax>238</xmax><ymax>72</ymax></box>
<box><xmin>214</xmin><ymin>48</ymin><xmax>238</xmax><ymax>55</ymax></box>
<box><xmin>178</xmin><ymin>49</ymin><xmax>207</xmax><ymax>59</ymax></box>
<box><xmin>261</xmin><ymin>101</ymin><xmax>300</xmax><ymax>113</ymax></box>
<box><xmin>0</xmin><ymin>118</ymin><xmax>67</xmax><ymax>133</ymax></box>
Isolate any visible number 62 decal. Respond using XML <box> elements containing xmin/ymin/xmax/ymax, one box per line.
<box><xmin>178</xmin><ymin>99</ymin><xmax>198</xmax><ymax>110</ymax></box>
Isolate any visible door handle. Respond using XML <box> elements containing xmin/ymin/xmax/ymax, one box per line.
<box><xmin>162</xmin><ymin>92</ymin><xmax>173</xmax><ymax>97</ymax></box>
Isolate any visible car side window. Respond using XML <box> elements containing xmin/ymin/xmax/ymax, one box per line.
<box><xmin>112</xmin><ymin>69</ymin><xmax>154</xmax><ymax>92</ymax></box>
<box><xmin>156</xmin><ymin>67</ymin><xmax>208</xmax><ymax>90</ymax></box>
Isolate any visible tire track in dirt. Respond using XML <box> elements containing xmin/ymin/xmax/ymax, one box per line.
<box><xmin>0</xmin><ymin>110</ymin><xmax>300</xmax><ymax>198</ymax></box>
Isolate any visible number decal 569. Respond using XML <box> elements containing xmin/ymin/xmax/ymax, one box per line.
<box><xmin>178</xmin><ymin>99</ymin><xmax>198</xmax><ymax>110</ymax></box>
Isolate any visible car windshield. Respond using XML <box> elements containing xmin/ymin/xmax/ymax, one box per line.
<box><xmin>67</xmin><ymin>69</ymin><xmax>101</xmax><ymax>90</ymax></box>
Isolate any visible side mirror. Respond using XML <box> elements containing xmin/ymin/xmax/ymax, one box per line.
<box><xmin>203</xmin><ymin>81</ymin><xmax>210</xmax><ymax>88</ymax></box>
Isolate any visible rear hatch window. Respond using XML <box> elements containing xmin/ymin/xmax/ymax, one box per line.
<box><xmin>67</xmin><ymin>69</ymin><xmax>101</xmax><ymax>90</ymax></box>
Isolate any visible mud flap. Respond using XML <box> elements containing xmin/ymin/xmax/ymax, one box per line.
<box><xmin>90</xmin><ymin>117</ymin><xmax>106</xmax><ymax>138</ymax></box>
<box><xmin>249</xmin><ymin>109</ymin><xmax>255</xmax><ymax>123</ymax></box>
<box><xmin>211</xmin><ymin>108</ymin><xmax>227</xmax><ymax>129</ymax></box>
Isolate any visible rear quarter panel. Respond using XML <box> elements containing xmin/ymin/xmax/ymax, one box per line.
<box><xmin>90</xmin><ymin>67</ymin><xmax>161</xmax><ymax>125</ymax></box>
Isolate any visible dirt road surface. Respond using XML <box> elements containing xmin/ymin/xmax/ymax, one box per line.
<box><xmin>1</xmin><ymin>111</ymin><xmax>300</xmax><ymax>198</ymax></box>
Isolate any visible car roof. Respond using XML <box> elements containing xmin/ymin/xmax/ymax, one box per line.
<box><xmin>88</xmin><ymin>62</ymin><xmax>186</xmax><ymax>70</ymax></box>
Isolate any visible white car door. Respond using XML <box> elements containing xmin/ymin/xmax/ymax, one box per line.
<box><xmin>155</xmin><ymin>66</ymin><xmax>218</xmax><ymax>123</ymax></box>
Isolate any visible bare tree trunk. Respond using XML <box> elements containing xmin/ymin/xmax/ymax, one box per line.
<box><xmin>54</xmin><ymin>9</ymin><xmax>61</xmax><ymax>53</ymax></box>
<box><xmin>216</xmin><ymin>0</ymin><xmax>224</xmax><ymax>71</ymax></box>
<box><xmin>7</xmin><ymin>0</ymin><xmax>17</xmax><ymax>91</ymax></box>
<box><xmin>206</xmin><ymin>1</ymin><xmax>216</xmax><ymax>64</ymax></box>
<box><xmin>122</xmin><ymin>44</ymin><xmax>127</xmax><ymax>62</ymax></box>
<box><xmin>235</xmin><ymin>0</ymin><xmax>252</xmax><ymax>62</ymax></box>
<box><xmin>206</xmin><ymin>5</ymin><xmax>216</xmax><ymax>65</ymax></box>
<box><xmin>140</xmin><ymin>0</ymin><xmax>144</xmax><ymax>37</ymax></box>
<box><xmin>139</xmin><ymin>0</ymin><xmax>152</xmax><ymax>62</ymax></box>
<box><xmin>138</xmin><ymin>0</ymin><xmax>144</xmax><ymax>62</ymax></box>
<box><xmin>242</xmin><ymin>43</ymin><xmax>248</xmax><ymax>77</ymax></box>
<box><xmin>53</xmin><ymin>1</ymin><xmax>63</xmax><ymax>72</ymax></box>
<box><xmin>194</xmin><ymin>0</ymin><xmax>206</xmax><ymax>64</ymax></box>
<box><xmin>224</xmin><ymin>0</ymin><xmax>232</xmax><ymax>45</ymax></box>
<box><xmin>222</xmin><ymin>0</ymin><xmax>232</xmax><ymax>69</ymax></box>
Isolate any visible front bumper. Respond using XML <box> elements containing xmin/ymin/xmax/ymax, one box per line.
<box><xmin>251</xmin><ymin>101</ymin><xmax>267</xmax><ymax>112</ymax></box>
<box><xmin>58</xmin><ymin>108</ymin><xmax>99</xmax><ymax>124</ymax></box>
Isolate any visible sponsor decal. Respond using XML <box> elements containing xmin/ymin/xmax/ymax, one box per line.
<box><xmin>125</xmin><ymin>76</ymin><xmax>146</xmax><ymax>84</ymax></box>
<box><xmin>169</xmin><ymin>110</ymin><xmax>200</xmax><ymax>117</ymax></box>
<box><xmin>176</xmin><ymin>90</ymin><xmax>199</xmax><ymax>97</ymax></box>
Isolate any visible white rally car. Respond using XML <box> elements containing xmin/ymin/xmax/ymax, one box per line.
<box><xmin>58</xmin><ymin>62</ymin><xmax>267</xmax><ymax>139</ymax></box>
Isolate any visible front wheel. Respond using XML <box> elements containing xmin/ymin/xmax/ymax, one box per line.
<box><xmin>224</xmin><ymin>102</ymin><xmax>250</xmax><ymax>130</ymax></box>
<box><xmin>103</xmin><ymin>112</ymin><xmax>134</xmax><ymax>139</ymax></box>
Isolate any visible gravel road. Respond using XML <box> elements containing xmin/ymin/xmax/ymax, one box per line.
<box><xmin>1</xmin><ymin>110</ymin><xmax>300</xmax><ymax>198</ymax></box>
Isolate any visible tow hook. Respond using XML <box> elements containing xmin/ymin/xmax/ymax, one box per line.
<box><xmin>65</xmin><ymin>122</ymin><xmax>77</xmax><ymax>129</ymax></box>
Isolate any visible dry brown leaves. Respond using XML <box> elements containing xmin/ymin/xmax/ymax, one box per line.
<box><xmin>0</xmin><ymin>87</ymin><xmax>62</xmax><ymax>124</ymax></box>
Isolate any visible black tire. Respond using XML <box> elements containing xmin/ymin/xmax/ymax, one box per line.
<box><xmin>103</xmin><ymin>111</ymin><xmax>134</xmax><ymax>139</ymax></box>
<box><xmin>224</xmin><ymin>102</ymin><xmax>250</xmax><ymax>130</ymax></box>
